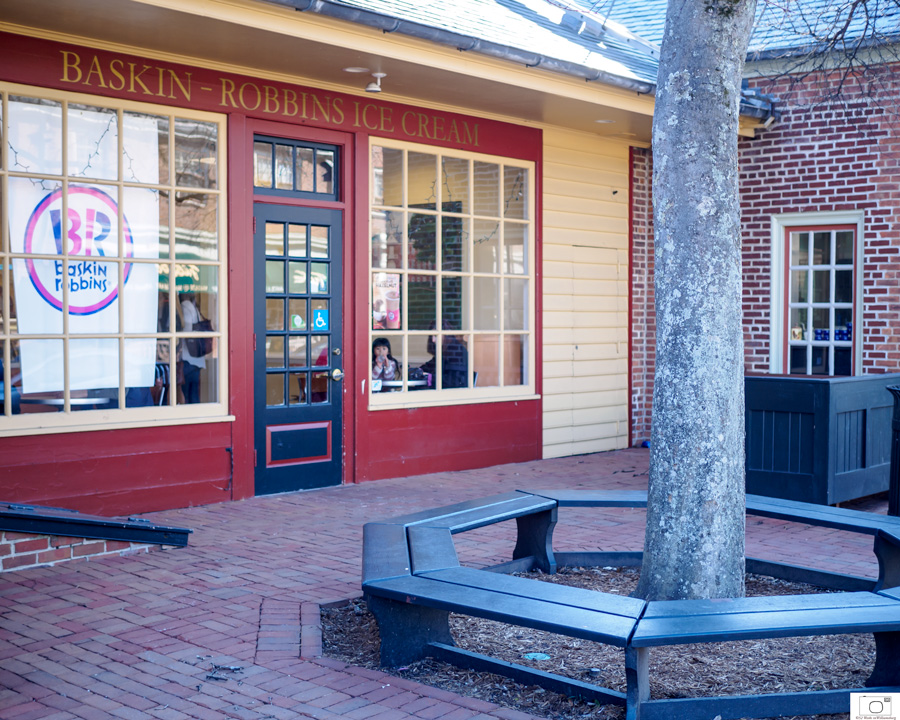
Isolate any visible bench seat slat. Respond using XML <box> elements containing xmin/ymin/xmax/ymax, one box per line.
<box><xmin>365</xmin><ymin>575</ymin><xmax>638</xmax><ymax>646</ymax></box>
<box><xmin>745</xmin><ymin>494</ymin><xmax>900</xmax><ymax>534</ymax></box>
<box><xmin>421</xmin><ymin>566</ymin><xmax>645</xmax><ymax>619</ymax></box>
<box><xmin>525</xmin><ymin>489</ymin><xmax>649</xmax><ymax>508</ymax></box>
<box><xmin>375</xmin><ymin>491</ymin><xmax>532</xmax><ymax>527</ymax></box>
<box><xmin>642</xmin><ymin>591</ymin><xmax>885</xmax><ymax>618</ymax></box>
<box><xmin>418</xmin><ymin>495</ymin><xmax>557</xmax><ymax>533</ymax></box>
<box><xmin>634</xmin><ymin>600</ymin><xmax>900</xmax><ymax>646</ymax></box>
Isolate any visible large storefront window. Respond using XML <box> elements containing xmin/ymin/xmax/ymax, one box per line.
<box><xmin>0</xmin><ymin>86</ymin><xmax>227</xmax><ymax>433</ymax></box>
<box><xmin>369</xmin><ymin>141</ymin><xmax>534</xmax><ymax>404</ymax></box>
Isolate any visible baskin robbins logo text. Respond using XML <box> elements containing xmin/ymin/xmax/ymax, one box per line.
<box><xmin>24</xmin><ymin>187</ymin><xmax>133</xmax><ymax>315</ymax></box>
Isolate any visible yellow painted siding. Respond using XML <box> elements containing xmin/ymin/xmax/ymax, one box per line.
<box><xmin>542</xmin><ymin>129</ymin><xmax>630</xmax><ymax>459</ymax></box>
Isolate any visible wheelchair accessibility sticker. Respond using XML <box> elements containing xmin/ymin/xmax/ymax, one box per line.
<box><xmin>312</xmin><ymin>308</ymin><xmax>329</xmax><ymax>331</ymax></box>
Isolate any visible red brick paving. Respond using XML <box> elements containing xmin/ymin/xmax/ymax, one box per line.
<box><xmin>0</xmin><ymin>448</ymin><xmax>890</xmax><ymax>719</ymax></box>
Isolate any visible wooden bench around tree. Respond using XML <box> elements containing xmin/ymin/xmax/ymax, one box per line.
<box><xmin>361</xmin><ymin>491</ymin><xmax>900</xmax><ymax>720</ymax></box>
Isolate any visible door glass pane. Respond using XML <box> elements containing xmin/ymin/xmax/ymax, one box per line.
<box><xmin>836</xmin><ymin>231</ymin><xmax>854</xmax><ymax>264</ymax></box>
<box><xmin>266</xmin><ymin>299</ymin><xmax>284</xmax><ymax>331</ymax></box>
<box><xmin>266</xmin><ymin>223</ymin><xmax>285</xmax><ymax>256</ymax></box>
<box><xmin>835</xmin><ymin>270</ymin><xmax>852</xmax><ymax>303</ymax></box>
<box><xmin>791</xmin><ymin>270</ymin><xmax>807</xmax><ymax>303</ymax></box>
<box><xmin>789</xmin><ymin>346</ymin><xmax>807</xmax><ymax>374</ymax></box>
<box><xmin>68</xmin><ymin>104</ymin><xmax>119</xmax><ymax>181</ymax></box>
<box><xmin>504</xmin><ymin>278</ymin><xmax>527</xmax><ymax>331</ymax></box>
<box><xmin>812</xmin><ymin>270</ymin><xmax>830</xmax><ymax>303</ymax></box>
<box><xmin>310</xmin><ymin>335</ymin><xmax>329</xmax><ymax>366</ymax></box>
<box><xmin>296</xmin><ymin>147</ymin><xmax>315</xmax><ymax>192</ymax></box>
<box><xmin>266</xmin><ymin>260</ymin><xmax>284</xmax><ymax>293</ymax></box>
<box><xmin>310</xmin><ymin>263</ymin><xmax>328</xmax><ymax>294</ymax></box>
<box><xmin>409</xmin><ymin>276</ymin><xmax>436</xmax><ymax>331</ymax></box>
<box><xmin>289</xmin><ymin>224</ymin><xmax>307</xmax><ymax>257</ymax></box>
<box><xmin>371</xmin><ymin>211</ymin><xmax>403</xmax><ymax>269</ymax></box>
<box><xmin>275</xmin><ymin>144</ymin><xmax>293</xmax><ymax>190</ymax></box>
<box><xmin>266</xmin><ymin>373</ymin><xmax>284</xmax><ymax>405</ymax></box>
<box><xmin>791</xmin><ymin>232</ymin><xmax>808</xmax><ymax>266</ymax></box>
<box><xmin>254</xmin><ymin>142</ymin><xmax>273</xmax><ymax>187</ymax></box>
<box><xmin>310</xmin><ymin>226</ymin><xmax>329</xmax><ymax>258</ymax></box>
<box><xmin>442</xmin><ymin>276</ymin><xmax>468</xmax><ymax>331</ymax></box>
<box><xmin>473</xmin><ymin>219</ymin><xmax>500</xmax><ymax>273</ymax></box>
<box><xmin>504</xmin><ymin>335</ymin><xmax>527</xmax><ymax>386</ymax></box>
<box><xmin>473</xmin><ymin>161</ymin><xmax>500</xmax><ymax>217</ymax></box>
<box><xmin>474</xmin><ymin>277</ymin><xmax>500</xmax><ymax>330</ymax></box>
<box><xmin>310</xmin><ymin>371</ymin><xmax>329</xmax><ymax>403</ymax></box>
<box><xmin>289</xmin><ymin>262</ymin><xmax>307</xmax><ymax>294</ymax></box>
<box><xmin>317</xmin><ymin>149</ymin><xmax>335</xmax><ymax>194</ymax></box>
<box><xmin>503</xmin><ymin>167</ymin><xmax>527</xmax><ymax>219</ymax></box>
<box><xmin>266</xmin><ymin>336</ymin><xmax>284</xmax><ymax>368</ymax></box>
<box><xmin>473</xmin><ymin>334</ymin><xmax>499</xmax><ymax>388</ymax></box>
<box><xmin>812</xmin><ymin>232</ymin><xmax>830</xmax><ymax>265</ymax></box>
<box><xmin>289</xmin><ymin>336</ymin><xmax>307</xmax><ymax>367</ymax></box>
<box><xmin>442</xmin><ymin>157</ymin><xmax>469</xmax><ymax>213</ymax></box>
<box><xmin>289</xmin><ymin>373</ymin><xmax>307</xmax><ymax>404</ymax></box>
<box><xmin>408</xmin><ymin>152</ymin><xmax>437</xmax><ymax>210</ymax></box>
<box><xmin>409</xmin><ymin>214</ymin><xmax>436</xmax><ymax>270</ymax></box>
<box><xmin>289</xmin><ymin>299</ymin><xmax>307</xmax><ymax>331</ymax></box>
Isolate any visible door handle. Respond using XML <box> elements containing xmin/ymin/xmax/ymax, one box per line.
<box><xmin>331</xmin><ymin>368</ymin><xmax>344</xmax><ymax>381</ymax></box>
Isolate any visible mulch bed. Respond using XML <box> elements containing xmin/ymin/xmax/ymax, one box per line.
<box><xmin>322</xmin><ymin>567</ymin><xmax>874</xmax><ymax>720</ymax></box>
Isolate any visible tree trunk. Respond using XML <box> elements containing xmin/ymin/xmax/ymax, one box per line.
<box><xmin>635</xmin><ymin>0</ymin><xmax>756</xmax><ymax>601</ymax></box>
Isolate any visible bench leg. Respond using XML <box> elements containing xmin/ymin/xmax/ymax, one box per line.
<box><xmin>366</xmin><ymin>594</ymin><xmax>454</xmax><ymax>667</ymax></box>
<box><xmin>513</xmin><ymin>508</ymin><xmax>558</xmax><ymax>574</ymax></box>
<box><xmin>867</xmin><ymin>631</ymin><xmax>900</xmax><ymax>687</ymax></box>
<box><xmin>625</xmin><ymin>646</ymin><xmax>649</xmax><ymax>720</ymax></box>
<box><xmin>873</xmin><ymin>529</ymin><xmax>900</xmax><ymax>592</ymax></box>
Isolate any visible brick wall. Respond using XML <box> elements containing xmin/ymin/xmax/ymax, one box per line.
<box><xmin>629</xmin><ymin>67</ymin><xmax>900</xmax><ymax>445</ymax></box>
<box><xmin>630</xmin><ymin>147</ymin><xmax>655</xmax><ymax>444</ymax></box>
<box><xmin>1</xmin><ymin>531</ymin><xmax>156</xmax><ymax>572</ymax></box>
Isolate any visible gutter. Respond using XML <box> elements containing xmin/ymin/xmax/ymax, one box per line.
<box><xmin>259</xmin><ymin>0</ymin><xmax>776</xmax><ymax>121</ymax></box>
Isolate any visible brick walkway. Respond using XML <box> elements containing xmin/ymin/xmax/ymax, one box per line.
<box><xmin>0</xmin><ymin>448</ymin><xmax>889</xmax><ymax>720</ymax></box>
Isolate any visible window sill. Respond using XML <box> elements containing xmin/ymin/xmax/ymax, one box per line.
<box><xmin>368</xmin><ymin>391</ymin><xmax>540</xmax><ymax>411</ymax></box>
<box><xmin>0</xmin><ymin>412</ymin><xmax>236</xmax><ymax>438</ymax></box>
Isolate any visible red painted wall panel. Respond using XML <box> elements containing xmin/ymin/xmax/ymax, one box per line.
<box><xmin>358</xmin><ymin>400</ymin><xmax>541</xmax><ymax>481</ymax></box>
<box><xmin>0</xmin><ymin>423</ymin><xmax>232</xmax><ymax>515</ymax></box>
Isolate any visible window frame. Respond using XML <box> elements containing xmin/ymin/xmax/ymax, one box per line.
<box><xmin>0</xmin><ymin>82</ymin><xmax>230</xmax><ymax>436</ymax></box>
<box><xmin>367</xmin><ymin>138</ymin><xmax>537</xmax><ymax>409</ymax></box>
<box><xmin>768</xmin><ymin>211</ymin><xmax>864</xmax><ymax>375</ymax></box>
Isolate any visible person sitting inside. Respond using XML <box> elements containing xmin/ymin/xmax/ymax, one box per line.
<box><xmin>420</xmin><ymin>322</ymin><xmax>468</xmax><ymax>389</ymax></box>
<box><xmin>372</xmin><ymin>337</ymin><xmax>400</xmax><ymax>386</ymax></box>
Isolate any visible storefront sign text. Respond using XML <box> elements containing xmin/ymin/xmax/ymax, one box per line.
<box><xmin>60</xmin><ymin>50</ymin><xmax>480</xmax><ymax>146</ymax></box>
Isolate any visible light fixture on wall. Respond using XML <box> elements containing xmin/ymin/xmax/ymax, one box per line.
<box><xmin>366</xmin><ymin>72</ymin><xmax>386</xmax><ymax>93</ymax></box>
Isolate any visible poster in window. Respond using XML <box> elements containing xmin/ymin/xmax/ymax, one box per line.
<box><xmin>8</xmin><ymin>104</ymin><xmax>159</xmax><ymax>394</ymax></box>
<box><xmin>372</xmin><ymin>272</ymin><xmax>401</xmax><ymax>330</ymax></box>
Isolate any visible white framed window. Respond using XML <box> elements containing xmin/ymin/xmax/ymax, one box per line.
<box><xmin>769</xmin><ymin>211</ymin><xmax>863</xmax><ymax>375</ymax></box>
<box><xmin>0</xmin><ymin>83</ymin><xmax>228</xmax><ymax>436</ymax></box>
<box><xmin>368</xmin><ymin>140</ymin><xmax>536</xmax><ymax>407</ymax></box>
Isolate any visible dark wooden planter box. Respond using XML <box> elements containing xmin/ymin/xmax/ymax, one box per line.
<box><xmin>745</xmin><ymin>373</ymin><xmax>900</xmax><ymax>505</ymax></box>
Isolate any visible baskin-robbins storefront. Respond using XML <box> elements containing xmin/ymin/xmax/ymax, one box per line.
<box><xmin>0</xmin><ymin>0</ymin><xmax>656</xmax><ymax>515</ymax></box>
